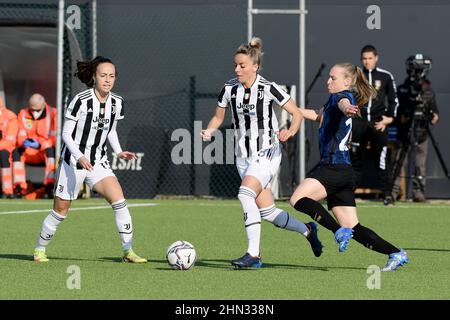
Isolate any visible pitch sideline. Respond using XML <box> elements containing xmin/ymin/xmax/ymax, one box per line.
<box><xmin>0</xmin><ymin>203</ymin><xmax>158</xmax><ymax>216</ymax></box>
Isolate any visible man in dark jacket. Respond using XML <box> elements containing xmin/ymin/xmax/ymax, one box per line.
<box><xmin>351</xmin><ymin>45</ymin><xmax>399</xmax><ymax>205</ymax></box>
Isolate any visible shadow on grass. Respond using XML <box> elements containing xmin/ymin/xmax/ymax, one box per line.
<box><xmin>404</xmin><ymin>247</ymin><xmax>450</xmax><ymax>253</ymax></box>
<box><xmin>181</xmin><ymin>258</ymin><xmax>366</xmax><ymax>271</ymax></box>
<box><xmin>0</xmin><ymin>254</ymin><xmax>369</xmax><ymax>271</ymax></box>
<box><xmin>50</xmin><ymin>256</ymin><xmax>124</xmax><ymax>263</ymax></box>
<box><xmin>0</xmin><ymin>253</ymin><xmax>33</xmax><ymax>261</ymax></box>
<box><xmin>0</xmin><ymin>253</ymin><xmax>104</xmax><ymax>263</ymax></box>
<box><xmin>0</xmin><ymin>253</ymin><xmax>128</xmax><ymax>263</ymax></box>
<box><xmin>151</xmin><ymin>258</ymin><xmax>238</xmax><ymax>271</ymax></box>
<box><xmin>151</xmin><ymin>259</ymin><xmax>192</xmax><ymax>271</ymax></box>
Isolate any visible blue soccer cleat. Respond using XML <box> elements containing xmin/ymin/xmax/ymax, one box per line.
<box><xmin>231</xmin><ymin>253</ymin><xmax>262</xmax><ymax>269</ymax></box>
<box><xmin>382</xmin><ymin>249</ymin><xmax>409</xmax><ymax>271</ymax></box>
<box><xmin>335</xmin><ymin>227</ymin><xmax>353</xmax><ymax>252</ymax></box>
<box><xmin>306</xmin><ymin>222</ymin><xmax>323</xmax><ymax>257</ymax></box>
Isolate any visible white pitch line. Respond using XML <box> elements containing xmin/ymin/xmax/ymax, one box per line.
<box><xmin>0</xmin><ymin>203</ymin><xmax>158</xmax><ymax>216</ymax></box>
<box><xmin>0</xmin><ymin>201</ymin><xmax>52</xmax><ymax>205</ymax></box>
<box><xmin>0</xmin><ymin>201</ymin><xmax>115</xmax><ymax>206</ymax></box>
<box><xmin>353</xmin><ymin>205</ymin><xmax>450</xmax><ymax>209</ymax></box>
<box><xmin>2</xmin><ymin>201</ymin><xmax>446</xmax><ymax>214</ymax></box>
<box><xmin>185</xmin><ymin>203</ymin><xmax>449</xmax><ymax>209</ymax></box>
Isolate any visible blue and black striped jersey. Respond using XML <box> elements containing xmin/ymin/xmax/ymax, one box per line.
<box><xmin>319</xmin><ymin>90</ymin><xmax>355</xmax><ymax>165</ymax></box>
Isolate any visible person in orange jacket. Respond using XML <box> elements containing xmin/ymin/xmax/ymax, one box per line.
<box><xmin>12</xmin><ymin>94</ymin><xmax>57</xmax><ymax>198</ymax></box>
<box><xmin>0</xmin><ymin>96</ymin><xmax>19</xmax><ymax>198</ymax></box>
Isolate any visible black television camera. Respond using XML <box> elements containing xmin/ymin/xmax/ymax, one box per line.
<box><xmin>389</xmin><ymin>53</ymin><xmax>450</xmax><ymax>200</ymax></box>
<box><xmin>405</xmin><ymin>54</ymin><xmax>433</xmax><ymax>123</ymax></box>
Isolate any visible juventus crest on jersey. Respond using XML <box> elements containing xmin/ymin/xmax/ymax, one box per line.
<box><xmin>217</xmin><ymin>74</ymin><xmax>290</xmax><ymax>158</ymax></box>
<box><xmin>62</xmin><ymin>88</ymin><xmax>125</xmax><ymax>167</ymax></box>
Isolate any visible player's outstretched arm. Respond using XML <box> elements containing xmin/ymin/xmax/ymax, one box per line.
<box><xmin>200</xmin><ymin>106</ymin><xmax>226</xmax><ymax>141</ymax></box>
<box><xmin>299</xmin><ymin>107</ymin><xmax>324</xmax><ymax>122</ymax></box>
<box><xmin>338</xmin><ymin>98</ymin><xmax>359</xmax><ymax>117</ymax></box>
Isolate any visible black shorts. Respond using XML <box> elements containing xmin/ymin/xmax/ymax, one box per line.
<box><xmin>307</xmin><ymin>164</ymin><xmax>356</xmax><ymax>210</ymax></box>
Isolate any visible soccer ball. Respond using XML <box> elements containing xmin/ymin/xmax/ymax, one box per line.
<box><xmin>166</xmin><ymin>240</ymin><xmax>197</xmax><ymax>270</ymax></box>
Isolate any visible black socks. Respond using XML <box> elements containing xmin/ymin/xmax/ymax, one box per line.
<box><xmin>294</xmin><ymin>197</ymin><xmax>400</xmax><ymax>255</ymax></box>
<box><xmin>352</xmin><ymin>223</ymin><xmax>399</xmax><ymax>255</ymax></box>
<box><xmin>294</xmin><ymin>197</ymin><xmax>340</xmax><ymax>233</ymax></box>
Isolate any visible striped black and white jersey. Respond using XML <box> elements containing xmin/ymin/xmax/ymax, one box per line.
<box><xmin>217</xmin><ymin>74</ymin><xmax>290</xmax><ymax>158</ymax></box>
<box><xmin>62</xmin><ymin>88</ymin><xmax>124</xmax><ymax>167</ymax></box>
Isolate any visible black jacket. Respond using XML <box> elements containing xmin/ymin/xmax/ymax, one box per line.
<box><xmin>361</xmin><ymin>67</ymin><xmax>399</xmax><ymax>123</ymax></box>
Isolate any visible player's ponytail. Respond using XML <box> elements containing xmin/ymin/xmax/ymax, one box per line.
<box><xmin>354</xmin><ymin>65</ymin><xmax>376</xmax><ymax>107</ymax></box>
<box><xmin>336</xmin><ymin>63</ymin><xmax>376</xmax><ymax>108</ymax></box>
<box><xmin>74</xmin><ymin>56</ymin><xmax>116</xmax><ymax>87</ymax></box>
<box><xmin>236</xmin><ymin>37</ymin><xmax>263</xmax><ymax>70</ymax></box>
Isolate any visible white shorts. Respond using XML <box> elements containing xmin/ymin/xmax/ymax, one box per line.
<box><xmin>236</xmin><ymin>143</ymin><xmax>282</xmax><ymax>189</ymax></box>
<box><xmin>54</xmin><ymin>160</ymin><xmax>116</xmax><ymax>200</ymax></box>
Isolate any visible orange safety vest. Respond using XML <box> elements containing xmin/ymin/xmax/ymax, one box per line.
<box><xmin>17</xmin><ymin>104</ymin><xmax>57</xmax><ymax>150</ymax></box>
<box><xmin>0</xmin><ymin>107</ymin><xmax>19</xmax><ymax>151</ymax></box>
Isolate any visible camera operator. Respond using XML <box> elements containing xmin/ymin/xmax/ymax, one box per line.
<box><xmin>351</xmin><ymin>45</ymin><xmax>399</xmax><ymax>205</ymax></box>
<box><xmin>391</xmin><ymin>54</ymin><xmax>439</xmax><ymax>202</ymax></box>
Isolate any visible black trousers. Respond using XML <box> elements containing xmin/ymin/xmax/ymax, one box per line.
<box><xmin>351</xmin><ymin>117</ymin><xmax>390</xmax><ymax>197</ymax></box>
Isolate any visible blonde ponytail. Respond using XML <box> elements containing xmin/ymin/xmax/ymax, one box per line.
<box><xmin>354</xmin><ymin>66</ymin><xmax>377</xmax><ymax>106</ymax></box>
<box><xmin>335</xmin><ymin>63</ymin><xmax>376</xmax><ymax>108</ymax></box>
<box><xmin>236</xmin><ymin>37</ymin><xmax>263</xmax><ymax>69</ymax></box>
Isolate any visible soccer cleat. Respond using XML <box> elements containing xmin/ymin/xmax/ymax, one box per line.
<box><xmin>413</xmin><ymin>195</ymin><xmax>426</xmax><ymax>203</ymax></box>
<box><xmin>231</xmin><ymin>253</ymin><xmax>262</xmax><ymax>269</ymax></box>
<box><xmin>383</xmin><ymin>195</ymin><xmax>394</xmax><ymax>206</ymax></box>
<box><xmin>335</xmin><ymin>227</ymin><xmax>353</xmax><ymax>252</ymax></box>
<box><xmin>306</xmin><ymin>222</ymin><xmax>323</xmax><ymax>257</ymax></box>
<box><xmin>122</xmin><ymin>249</ymin><xmax>147</xmax><ymax>263</ymax></box>
<box><xmin>13</xmin><ymin>184</ymin><xmax>26</xmax><ymax>198</ymax></box>
<box><xmin>33</xmin><ymin>248</ymin><xmax>49</xmax><ymax>262</ymax></box>
<box><xmin>382</xmin><ymin>249</ymin><xmax>409</xmax><ymax>271</ymax></box>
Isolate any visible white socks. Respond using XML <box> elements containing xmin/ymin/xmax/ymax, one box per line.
<box><xmin>36</xmin><ymin>200</ymin><xmax>134</xmax><ymax>252</ymax></box>
<box><xmin>237</xmin><ymin>186</ymin><xmax>261</xmax><ymax>257</ymax></box>
<box><xmin>260</xmin><ymin>205</ymin><xmax>309</xmax><ymax>236</ymax></box>
<box><xmin>37</xmin><ymin>210</ymin><xmax>66</xmax><ymax>250</ymax></box>
<box><xmin>112</xmin><ymin>199</ymin><xmax>133</xmax><ymax>251</ymax></box>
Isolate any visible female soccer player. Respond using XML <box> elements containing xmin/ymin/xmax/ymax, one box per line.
<box><xmin>290</xmin><ymin>63</ymin><xmax>408</xmax><ymax>271</ymax></box>
<box><xmin>201</xmin><ymin>38</ymin><xmax>322</xmax><ymax>269</ymax></box>
<box><xmin>33</xmin><ymin>56</ymin><xmax>147</xmax><ymax>263</ymax></box>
